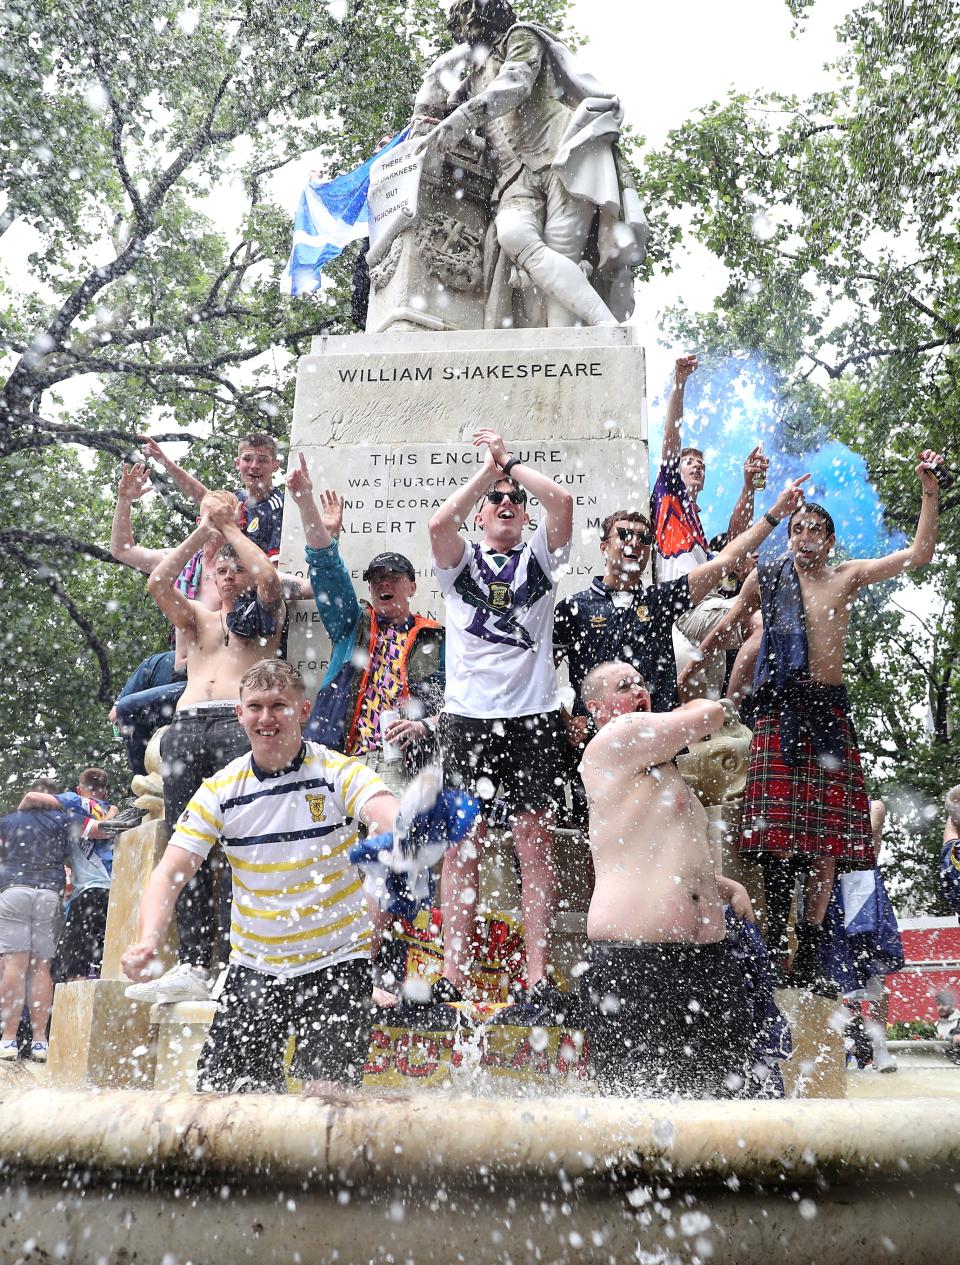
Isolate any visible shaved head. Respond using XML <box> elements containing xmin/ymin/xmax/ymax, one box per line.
<box><xmin>582</xmin><ymin>661</ymin><xmax>646</xmax><ymax>707</ymax></box>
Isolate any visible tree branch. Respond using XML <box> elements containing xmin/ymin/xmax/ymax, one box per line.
<box><xmin>6</xmin><ymin>544</ymin><xmax>113</xmax><ymax>704</ymax></box>
<box><xmin>0</xmin><ymin>531</ymin><xmax>116</xmax><ymax>566</ymax></box>
<box><xmin>88</xmin><ymin>38</ymin><xmax>147</xmax><ymax>227</ymax></box>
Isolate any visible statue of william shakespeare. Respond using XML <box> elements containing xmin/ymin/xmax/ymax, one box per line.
<box><xmin>400</xmin><ymin>0</ymin><xmax>648</xmax><ymax>331</ymax></box>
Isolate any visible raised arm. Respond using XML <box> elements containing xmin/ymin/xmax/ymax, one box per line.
<box><xmin>842</xmin><ymin>450</ymin><xmax>942</xmax><ymax>590</ymax></box>
<box><xmin>147</xmin><ymin>517</ymin><xmax>217</xmax><ymax>632</ymax></box>
<box><xmin>286</xmin><ymin>453</ymin><xmax>334</xmax><ymax>550</ymax></box>
<box><xmin>206</xmin><ymin>493</ymin><xmax>283</xmax><ymax>613</ymax></box>
<box><xmin>474</xmin><ymin>428</ymin><xmax>574</xmax><ymax>553</ymax></box>
<box><xmin>726</xmin><ymin>444</ymin><xmax>769</xmax><ymax>540</ymax></box>
<box><xmin>661</xmin><ymin>355</ymin><xmax>698</xmax><ymax>464</ymax></box>
<box><xmin>687</xmin><ymin>476</ymin><xmax>809</xmax><ymax>606</ymax></box>
<box><xmin>428</xmin><ymin>445</ymin><xmax>501</xmax><ymax>570</ymax></box>
<box><xmin>139</xmin><ymin>435</ymin><xmax>209</xmax><ymax>505</ymax></box>
<box><xmin>110</xmin><ymin>464</ymin><xmax>166</xmax><ymax>574</ymax></box>
<box><xmin>598</xmin><ymin>698</ymin><xmax>726</xmax><ymax>770</ymax></box>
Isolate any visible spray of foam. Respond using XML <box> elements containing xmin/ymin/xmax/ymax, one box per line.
<box><xmin>648</xmin><ymin>353</ymin><xmax>904</xmax><ymax>556</ymax></box>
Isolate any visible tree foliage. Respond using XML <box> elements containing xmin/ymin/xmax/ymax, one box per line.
<box><xmin>638</xmin><ymin>0</ymin><xmax>960</xmax><ymax>908</ymax></box>
<box><xmin>0</xmin><ymin>0</ymin><xmax>572</xmax><ymax>801</ymax></box>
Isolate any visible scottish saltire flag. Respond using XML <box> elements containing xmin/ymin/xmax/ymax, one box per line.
<box><xmin>349</xmin><ymin>766</ymin><xmax>481</xmax><ymax>918</ymax></box>
<box><xmin>840</xmin><ymin>869</ymin><xmax>879</xmax><ymax>934</ymax></box>
<box><xmin>283</xmin><ymin>129</ymin><xmax>409</xmax><ymax>296</ymax></box>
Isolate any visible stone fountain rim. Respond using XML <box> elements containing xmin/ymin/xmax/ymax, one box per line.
<box><xmin>1</xmin><ymin>1086</ymin><xmax>958</xmax><ymax>1189</ymax></box>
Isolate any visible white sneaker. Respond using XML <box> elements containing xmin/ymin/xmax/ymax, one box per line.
<box><xmin>124</xmin><ymin>963</ymin><xmax>212</xmax><ymax>1004</ymax></box>
<box><xmin>0</xmin><ymin>1039</ymin><xmax>18</xmax><ymax>1061</ymax></box>
<box><xmin>873</xmin><ymin>1048</ymin><xmax>898</xmax><ymax>1074</ymax></box>
<box><xmin>29</xmin><ymin>1040</ymin><xmax>49</xmax><ymax>1063</ymax></box>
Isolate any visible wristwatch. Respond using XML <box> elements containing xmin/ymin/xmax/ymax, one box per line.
<box><xmin>502</xmin><ymin>456</ymin><xmax>521</xmax><ymax>479</ymax></box>
<box><xmin>763</xmin><ymin>512</ymin><xmax>780</xmax><ymax>528</ymax></box>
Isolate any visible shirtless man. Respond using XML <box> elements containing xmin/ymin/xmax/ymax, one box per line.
<box><xmin>703</xmin><ymin>450</ymin><xmax>942</xmax><ymax>987</ymax></box>
<box><xmin>579</xmin><ymin>661</ymin><xmax>755</xmax><ymax>1096</ymax></box>
<box><xmin>131</xmin><ymin>490</ymin><xmax>286</xmax><ymax>1003</ymax></box>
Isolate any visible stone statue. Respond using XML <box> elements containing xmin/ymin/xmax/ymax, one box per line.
<box><xmin>416</xmin><ymin>0</ymin><xmax>648</xmax><ymax>329</ymax></box>
<box><xmin>364</xmin><ymin>1</ymin><xmax>647</xmax><ymax>334</ymax></box>
<box><xmin>676</xmin><ymin>700</ymin><xmax>753</xmax><ymax>809</ymax></box>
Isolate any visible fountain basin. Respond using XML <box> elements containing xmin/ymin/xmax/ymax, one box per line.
<box><xmin>1</xmin><ymin>1084</ymin><xmax>959</xmax><ymax>1264</ymax></box>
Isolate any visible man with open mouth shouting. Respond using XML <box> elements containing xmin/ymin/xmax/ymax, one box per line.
<box><xmin>427</xmin><ymin>428</ymin><xmax>574</xmax><ymax>1022</ymax></box>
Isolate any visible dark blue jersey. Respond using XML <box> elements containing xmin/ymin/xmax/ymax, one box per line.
<box><xmin>554</xmin><ymin>575</ymin><xmax>691</xmax><ymax>714</ymax></box>
<box><xmin>0</xmin><ymin>804</ymin><xmax>85</xmax><ymax>893</ymax></box>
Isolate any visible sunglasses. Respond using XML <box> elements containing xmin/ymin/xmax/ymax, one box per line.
<box><xmin>486</xmin><ymin>490</ymin><xmax>526</xmax><ymax>505</ymax></box>
<box><xmin>613</xmin><ymin>526</ymin><xmax>652</xmax><ymax>545</ymax></box>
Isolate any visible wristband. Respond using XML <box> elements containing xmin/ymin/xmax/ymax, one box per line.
<box><xmin>502</xmin><ymin>457</ymin><xmax>521</xmax><ymax>479</ymax></box>
<box><xmin>763</xmin><ymin>512</ymin><xmax>780</xmax><ymax>528</ymax></box>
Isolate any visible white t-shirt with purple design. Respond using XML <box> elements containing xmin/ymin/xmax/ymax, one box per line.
<box><xmin>433</xmin><ymin>520</ymin><xmax>570</xmax><ymax>719</ymax></box>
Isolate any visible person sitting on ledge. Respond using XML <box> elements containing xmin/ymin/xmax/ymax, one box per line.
<box><xmin>578</xmin><ymin>662</ymin><xmax>757</xmax><ymax>1097</ymax></box>
<box><xmin>121</xmin><ymin>660</ymin><xmax>398</xmax><ymax>1095</ymax></box>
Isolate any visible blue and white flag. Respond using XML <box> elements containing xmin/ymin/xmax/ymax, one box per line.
<box><xmin>284</xmin><ymin>129</ymin><xmax>409</xmax><ymax>296</ymax></box>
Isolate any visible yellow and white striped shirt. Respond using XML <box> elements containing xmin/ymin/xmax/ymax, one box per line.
<box><xmin>171</xmin><ymin>742</ymin><xmax>386</xmax><ymax>979</ymax></box>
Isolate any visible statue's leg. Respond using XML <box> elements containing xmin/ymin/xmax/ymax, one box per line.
<box><xmin>495</xmin><ymin>175</ymin><xmax>616</xmax><ymax>327</ymax></box>
<box><xmin>541</xmin><ymin>173</ymin><xmax>614</xmax><ymax>327</ymax></box>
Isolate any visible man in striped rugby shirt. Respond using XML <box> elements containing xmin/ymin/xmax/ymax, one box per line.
<box><xmin>121</xmin><ymin>659</ymin><xmax>398</xmax><ymax>1095</ymax></box>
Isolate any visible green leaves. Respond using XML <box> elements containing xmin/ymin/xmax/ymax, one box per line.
<box><xmin>640</xmin><ymin>0</ymin><xmax>960</xmax><ymax>909</ymax></box>
<box><xmin>0</xmin><ymin>0</ymin><xmax>573</xmax><ymax>795</ymax></box>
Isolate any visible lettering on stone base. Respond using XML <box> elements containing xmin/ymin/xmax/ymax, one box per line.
<box><xmin>334</xmin><ymin>361</ymin><xmax>603</xmax><ymax>385</ymax></box>
<box><xmin>280</xmin><ymin>438</ymin><xmax>649</xmax><ymax>698</ymax></box>
<box><xmin>367</xmin><ymin>140</ymin><xmax>424</xmax><ymax>256</ymax></box>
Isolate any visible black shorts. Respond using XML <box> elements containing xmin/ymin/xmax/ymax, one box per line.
<box><xmin>196</xmin><ymin>957</ymin><xmax>373</xmax><ymax>1094</ymax></box>
<box><xmin>441</xmin><ymin>710</ymin><xmax>566</xmax><ymax>814</ymax></box>
<box><xmin>582</xmin><ymin>938</ymin><xmax>753</xmax><ymax>1097</ymax></box>
<box><xmin>53</xmin><ymin>888</ymin><xmax>110</xmax><ymax>982</ymax></box>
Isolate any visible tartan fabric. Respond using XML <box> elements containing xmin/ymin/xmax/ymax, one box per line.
<box><xmin>739</xmin><ymin>708</ymin><xmax>874</xmax><ymax>863</ymax></box>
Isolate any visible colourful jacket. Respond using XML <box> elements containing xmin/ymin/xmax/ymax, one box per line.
<box><xmin>304</xmin><ymin>541</ymin><xmax>445</xmax><ymax>754</ymax></box>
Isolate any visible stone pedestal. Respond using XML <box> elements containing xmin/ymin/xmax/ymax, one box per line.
<box><xmin>49</xmin><ymin>808</ymin><xmax>177</xmax><ymax>1090</ymax></box>
<box><xmin>283</xmin><ymin>325</ymin><xmax>647</xmax><ymax>695</ymax></box>
<box><xmin>152</xmin><ymin>1000</ymin><xmax>217</xmax><ymax>1093</ymax></box>
<box><xmin>100</xmin><ymin>816</ymin><xmax>177</xmax><ymax>981</ymax></box>
<box><xmin>777</xmin><ymin>988</ymin><xmax>847</xmax><ymax>1099</ymax></box>
<box><xmin>46</xmin><ymin>979</ymin><xmax>156</xmax><ymax>1090</ymax></box>
<box><xmin>366</xmin><ymin>139</ymin><xmax>494</xmax><ymax>335</ymax></box>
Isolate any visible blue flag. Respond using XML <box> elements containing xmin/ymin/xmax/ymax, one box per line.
<box><xmin>283</xmin><ymin>130</ymin><xmax>409</xmax><ymax>296</ymax></box>
<box><xmin>349</xmin><ymin>787</ymin><xmax>481</xmax><ymax>920</ymax></box>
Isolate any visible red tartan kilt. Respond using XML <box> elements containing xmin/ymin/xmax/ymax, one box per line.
<box><xmin>738</xmin><ymin>710</ymin><xmax>874</xmax><ymax>863</ymax></box>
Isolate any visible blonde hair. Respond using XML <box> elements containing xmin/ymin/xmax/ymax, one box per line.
<box><xmin>239</xmin><ymin>659</ymin><xmax>305</xmax><ymax>697</ymax></box>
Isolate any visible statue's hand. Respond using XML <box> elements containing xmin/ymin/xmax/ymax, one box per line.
<box><xmin>415</xmin><ymin>105</ymin><xmax>471</xmax><ymax>157</ymax></box>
